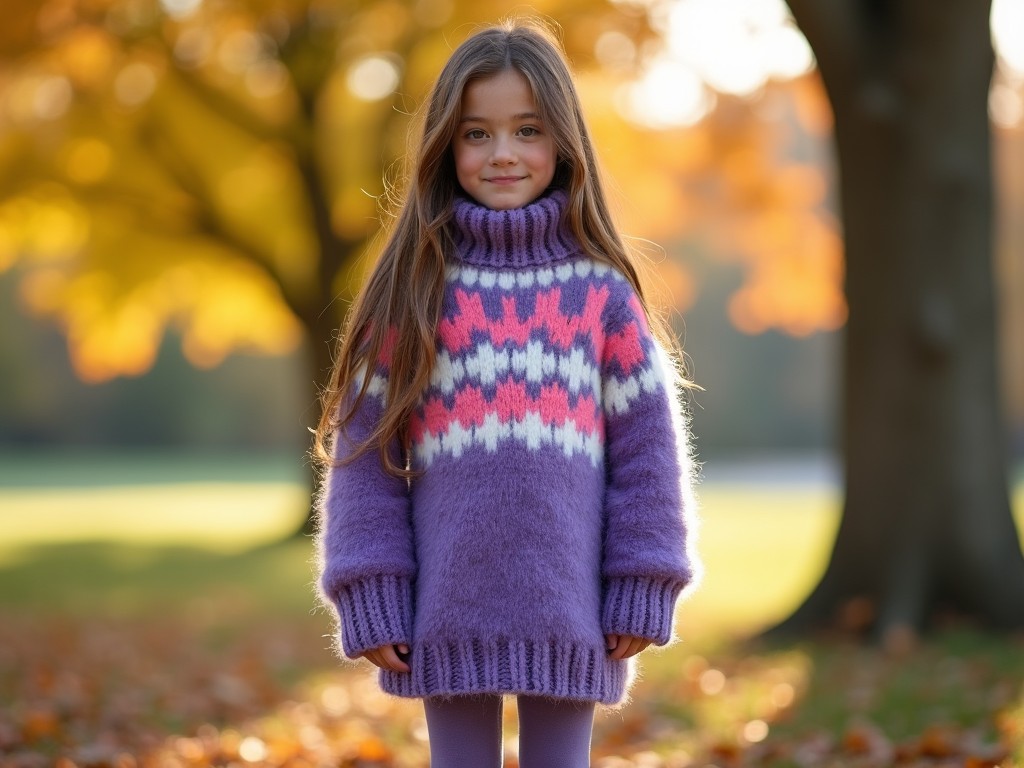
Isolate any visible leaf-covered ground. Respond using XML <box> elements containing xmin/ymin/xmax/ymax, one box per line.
<box><xmin>1</xmin><ymin>542</ymin><xmax>1021</xmax><ymax>768</ymax></box>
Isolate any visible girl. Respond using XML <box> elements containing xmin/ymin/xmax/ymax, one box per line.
<box><xmin>314</xmin><ymin>19</ymin><xmax>698</xmax><ymax>768</ymax></box>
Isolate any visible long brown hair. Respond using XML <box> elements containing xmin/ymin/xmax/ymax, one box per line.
<box><xmin>313</xmin><ymin>18</ymin><xmax>688</xmax><ymax>475</ymax></box>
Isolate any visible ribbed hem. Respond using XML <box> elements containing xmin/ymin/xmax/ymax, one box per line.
<box><xmin>451</xmin><ymin>190</ymin><xmax>580</xmax><ymax>269</ymax></box>
<box><xmin>378</xmin><ymin>638</ymin><xmax>628</xmax><ymax>704</ymax></box>
<box><xmin>601</xmin><ymin>576</ymin><xmax>684</xmax><ymax>645</ymax></box>
<box><xmin>333</xmin><ymin>574</ymin><xmax>414</xmax><ymax>658</ymax></box>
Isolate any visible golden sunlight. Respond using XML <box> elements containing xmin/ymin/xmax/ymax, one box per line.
<box><xmin>993</xmin><ymin>0</ymin><xmax>1024</xmax><ymax>78</ymax></box>
<box><xmin>0</xmin><ymin>482</ymin><xmax>307</xmax><ymax>556</ymax></box>
<box><xmin>991</xmin><ymin>0</ymin><xmax>1024</xmax><ymax>127</ymax></box>
<box><xmin>621</xmin><ymin>0</ymin><xmax>813</xmax><ymax>127</ymax></box>
<box><xmin>623</xmin><ymin>0</ymin><xmax>1024</xmax><ymax>129</ymax></box>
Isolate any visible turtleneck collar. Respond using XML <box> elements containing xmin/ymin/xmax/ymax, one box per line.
<box><xmin>450</xmin><ymin>189</ymin><xmax>582</xmax><ymax>269</ymax></box>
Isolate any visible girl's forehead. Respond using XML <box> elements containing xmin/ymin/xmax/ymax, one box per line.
<box><xmin>460</xmin><ymin>70</ymin><xmax>541</xmax><ymax>114</ymax></box>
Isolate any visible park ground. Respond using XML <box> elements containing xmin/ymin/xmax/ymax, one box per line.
<box><xmin>0</xmin><ymin>452</ymin><xmax>1022</xmax><ymax>767</ymax></box>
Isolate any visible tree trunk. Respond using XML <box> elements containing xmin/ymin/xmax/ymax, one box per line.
<box><xmin>778</xmin><ymin>0</ymin><xmax>1024</xmax><ymax>637</ymax></box>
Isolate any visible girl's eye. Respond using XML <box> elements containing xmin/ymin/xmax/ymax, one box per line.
<box><xmin>465</xmin><ymin>129</ymin><xmax>487</xmax><ymax>140</ymax></box>
<box><xmin>519</xmin><ymin>126</ymin><xmax>539</xmax><ymax>137</ymax></box>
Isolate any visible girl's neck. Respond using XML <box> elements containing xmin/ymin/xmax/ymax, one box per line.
<box><xmin>451</xmin><ymin>189</ymin><xmax>580</xmax><ymax>269</ymax></box>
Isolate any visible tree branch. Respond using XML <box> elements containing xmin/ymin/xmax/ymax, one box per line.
<box><xmin>135</xmin><ymin>119</ymin><xmax>309</xmax><ymax>322</ymax></box>
<box><xmin>167</xmin><ymin>63</ymin><xmax>286</xmax><ymax>145</ymax></box>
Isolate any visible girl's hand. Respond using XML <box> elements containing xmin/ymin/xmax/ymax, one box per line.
<box><xmin>605</xmin><ymin>634</ymin><xmax>652</xmax><ymax>660</ymax></box>
<box><xmin>360</xmin><ymin>644</ymin><xmax>411</xmax><ymax>673</ymax></box>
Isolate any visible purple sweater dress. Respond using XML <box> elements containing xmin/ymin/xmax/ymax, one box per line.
<box><xmin>317</xmin><ymin>190</ymin><xmax>698</xmax><ymax>705</ymax></box>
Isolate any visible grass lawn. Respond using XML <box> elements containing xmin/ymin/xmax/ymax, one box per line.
<box><xmin>0</xmin><ymin>454</ymin><xmax>1022</xmax><ymax>766</ymax></box>
<box><xmin>0</xmin><ymin>451</ymin><xmax>309</xmax><ymax>558</ymax></box>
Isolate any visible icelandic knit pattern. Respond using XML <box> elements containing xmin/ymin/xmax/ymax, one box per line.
<box><xmin>317</xmin><ymin>190</ymin><xmax>697</xmax><ymax>705</ymax></box>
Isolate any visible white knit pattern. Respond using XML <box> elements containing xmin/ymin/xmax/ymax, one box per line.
<box><xmin>414</xmin><ymin>414</ymin><xmax>605</xmax><ymax>466</ymax></box>
<box><xmin>430</xmin><ymin>342</ymin><xmax>602</xmax><ymax>396</ymax></box>
<box><xmin>448</xmin><ymin>259</ymin><xmax>625</xmax><ymax>290</ymax></box>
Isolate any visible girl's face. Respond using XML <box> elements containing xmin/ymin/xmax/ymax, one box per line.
<box><xmin>452</xmin><ymin>69</ymin><xmax>557</xmax><ymax>210</ymax></box>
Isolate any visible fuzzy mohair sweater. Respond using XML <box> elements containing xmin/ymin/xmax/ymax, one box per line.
<box><xmin>317</xmin><ymin>190</ymin><xmax>698</xmax><ymax>705</ymax></box>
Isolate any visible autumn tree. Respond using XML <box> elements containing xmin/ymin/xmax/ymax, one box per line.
<box><xmin>776</xmin><ymin>0</ymin><xmax>1024</xmax><ymax>636</ymax></box>
<box><xmin>0</xmin><ymin>0</ymin><xmax>654</xmax><ymax>534</ymax></box>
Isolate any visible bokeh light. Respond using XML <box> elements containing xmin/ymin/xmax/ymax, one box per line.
<box><xmin>618</xmin><ymin>57</ymin><xmax>715</xmax><ymax>127</ymax></box>
<box><xmin>347</xmin><ymin>55</ymin><xmax>402</xmax><ymax>101</ymax></box>
<box><xmin>173</xmin><ymin>27</ymin><xmax>214</xmax><ymax>68</ymax></box>
<box><xmin>31</xmin><ymin>75</ymin><xmax>73</xmax><ymax>121</ymax></box>
<box><xmin>594</xmin><ymin>30</ymin><xmax>638</xmax><ymax>72</ymax></box>
<box><xmin>991</xmin><ymin>82</ymin><xmax>1024</xmax><ymax>128</ymax></box>
<box><xmin>113</xmin><ymin>62</ymin><xmax>157</xmax><ymax>106</ymax></box>
<box><xmin>160</xmin><ymin>0</ymin><xmax>203</xmax><ymax>20</ymax></box>
<box><xmin>623</xmin><ymin>0</ymin><xmax>813</xmax><ymax>127</ymax></box>
<box><xmin>993</xmin><ymin>0</ymin><xmax>1024</xmax><ymax>78</ymax></box>
<box><xmin>625</xmin><ymin>0</ymin><xmax>1021</xmax><ymax>128</ymax></box>
<box><xmin>218</xmin><ymin>29</ymin><xmax>263</xmax><ymax>75</ymax></box>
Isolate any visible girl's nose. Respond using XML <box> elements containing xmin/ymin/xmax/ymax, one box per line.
<box><xmin>490</xmin><ymin>136</ymin><xmax>515</xmax><ymax>164</ymax></box>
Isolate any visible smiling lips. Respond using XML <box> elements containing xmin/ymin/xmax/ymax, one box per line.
<box><xmin>487</xmin><ymin>176</ymin><xmax>526</xmax><ymax>184</ymax></box>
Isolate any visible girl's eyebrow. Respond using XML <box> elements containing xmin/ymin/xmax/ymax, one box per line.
<box><xmin>459</xmin><ymin>112</ymin><xmax>542</xmax><ymax>123</ymax></box>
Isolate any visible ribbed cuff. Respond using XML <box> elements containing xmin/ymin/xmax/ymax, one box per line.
<box><xmin>333</xmin><ymin>574</ymin><xmax>414</xmax><ymax>659</ymax></box>
<box><xmin>602</xmin><ymin>576</ymin><xmax>684</xmax><ymax>645</ymax></box>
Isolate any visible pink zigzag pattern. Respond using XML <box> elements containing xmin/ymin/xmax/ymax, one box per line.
<box><xmin>439</xmin><ymin>286</ymin><xmax>609</xmax><ymax>356</ymax></box>
<box><xmin>436</xmin><ymin>284</ymin><xmax>651</xmax><ymax>377</ymax></box>
<box><xmin>410</xmin><ymin>378</ymin><xmax>602</xmax><ymax>443</ymax></box>
<box><xmin>603</xmin><ymin>294</ymin><xmax>652</xmax><ymax>374</ymax></box>
<box><xmin>604</xmin><ymin>320</ymin><xmax>645</xmax><ymax>375</ymax></box>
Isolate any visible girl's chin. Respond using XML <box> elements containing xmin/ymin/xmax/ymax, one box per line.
<box><xmin>469</xmin><ymin>191</ymin><xmax>548</xmax><ymax>211</ymax></box>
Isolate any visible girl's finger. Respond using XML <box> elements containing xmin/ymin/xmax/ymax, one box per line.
<box><xmin>610</xmin><ymin>635</ymin><xmax>650</xmax><ymax>660</ymax></box>
<box><xmin>378</xmin><ymin>644</ymin><xmax>411</xmax><ymax>673</ymax></box>
<box><xmin>625</xmin><ymin>637</ymin><xmax>651</xmax><ymax>658</ymax></box>
<box><xmin>606</xmin><ymin>634</ymin><xmax>619</xmax><ymax>651</ymax></box>
<box><xmin>608</xmin><ymin>637</ymin><xmax>628</xmax><ymax>660</ymax></box>
<box><xmin>629</xmin><ymin>639</ymin><xmax>653</xmax><ymax>658</ymax></box>
<box><xmin>360</xmin><ymin>645</ymin><xmax>410</xmax><ymax>672</ymax></box>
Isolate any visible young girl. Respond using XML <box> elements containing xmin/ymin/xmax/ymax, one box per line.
<box><xmin>314</xmin><ymin>19</ymin><xmax>698</xmax><ymax>767</ymax></box>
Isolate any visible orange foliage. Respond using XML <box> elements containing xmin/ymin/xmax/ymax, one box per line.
<box><xmin>790</xmin><ymin>72</ymin><xmax>834</xmax><ymax>137</ymax></box>
<box><xmin>19</xmin><ymin>252</ymin><xmax>302</xmax><ymax>382</ymax></box>
<box><xmin>4</xmin><ymin>611</ymin><xmax>1019</xmax><ymax>767</ymax></box>
<box><xmin>0</xmin><ymin>0</ymin><xmax>848</xmax><ymax>385</ymax></box>
<box><xmin>596</xmin><ymin>74</ymin><xmax>845</xmax><ymax>337</ymax></box>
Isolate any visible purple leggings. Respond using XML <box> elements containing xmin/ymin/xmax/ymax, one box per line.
<box><xmin>423</xmin><ymin>694</ymin><xmax>595</xmax><ymax>768</ymax></box>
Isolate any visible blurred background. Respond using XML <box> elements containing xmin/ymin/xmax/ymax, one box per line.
<box><xmin>1</xmin><ymin>1</ymin><xmax>1024</xmax><ymax>765</ymax></box>
<box><xmin>0</xmin><ymin>0</ymin><xmax>1020</xmax><ymax>539</ymax></box>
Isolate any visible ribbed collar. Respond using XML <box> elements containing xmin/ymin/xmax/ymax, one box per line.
<box><xmin>450</xmin><ymin>189</ymin><xmax>581</xmax><ymax>269</ymax></box>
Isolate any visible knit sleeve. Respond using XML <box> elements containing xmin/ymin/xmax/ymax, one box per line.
<box><xmin>599</xmin><ymin>287</ymin><xmax>698</xmax><ymax>645</ymax></box>
<box><xmin>316</xmin><ymin>355</ymin><xmax>416</xmax><ymax>660</ymax></box>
